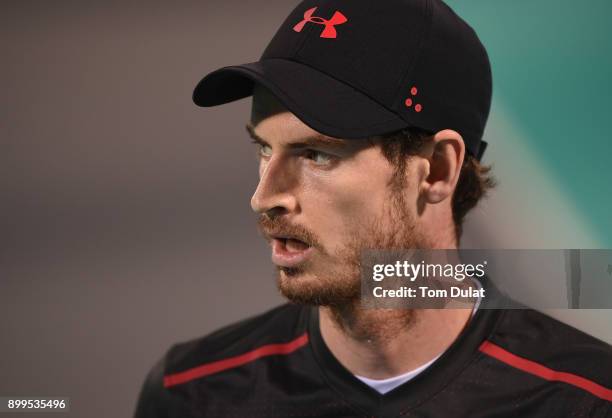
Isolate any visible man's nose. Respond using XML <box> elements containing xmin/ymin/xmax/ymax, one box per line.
<box><xmin>250</xmin><ymin>156</ymin><xmax>298</xmax><ymax>216</ymax></box>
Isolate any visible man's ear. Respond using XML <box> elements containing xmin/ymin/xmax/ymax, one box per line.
<box><xmin>419</xmin><ymin>129</ymin><xmax>465</xmax><ymax>204</ymax></box>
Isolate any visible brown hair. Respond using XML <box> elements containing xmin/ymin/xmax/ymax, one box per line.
<box><xmin>370</xmin><ymin>128</ymin><xmax>497</xmax><ymax>241</ymax></box>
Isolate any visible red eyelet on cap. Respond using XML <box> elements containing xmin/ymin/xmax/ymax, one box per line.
<box><xmin>405</xmin><ymin>85</ymin><xmax>423</xmax><ymax>112</ymax></box>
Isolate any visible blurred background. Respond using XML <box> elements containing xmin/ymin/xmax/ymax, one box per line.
<box><xmin>1</xmin><ymin>0</ymin><xmax>611</xmax><ymax>417</ymax></box>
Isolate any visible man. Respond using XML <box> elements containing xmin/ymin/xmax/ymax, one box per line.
<box><xmin>135</xmin><ymin>0</ymin><xmax>612</xmax><ymax>416</ymax></box>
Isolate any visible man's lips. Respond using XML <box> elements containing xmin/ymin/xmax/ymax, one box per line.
<box><xmin>269</xmin><ymin>236</ymin><xmax>314</xmax><ymax>268</ymax></box>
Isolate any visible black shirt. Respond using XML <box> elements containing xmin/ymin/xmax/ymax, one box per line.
<box><xmin>134</xmin><ymin>292</ymin><xmax>612</xmax><ymax>417</ymax></box>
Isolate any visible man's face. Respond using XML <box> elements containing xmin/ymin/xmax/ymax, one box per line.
<box><xmin>249</xmin><ymin>85</ymin><xmax>428</xmax><ymax>306</ymax></box>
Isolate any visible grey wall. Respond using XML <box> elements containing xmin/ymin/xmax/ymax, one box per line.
<box><xmin>1</xmin><ymin>2</ymin><xmax>610</xmax><ymax>418</ymax></box>
<box><xmin>2</xmin><ymin>2</ymin><xmax>286</xmax><ymax>417</ymax></box>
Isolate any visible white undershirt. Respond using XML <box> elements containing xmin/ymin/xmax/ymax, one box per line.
<box><xmin>354</xmin><ymin>278</ymin><xmax>483</xmax><ymax>394</ymax></box>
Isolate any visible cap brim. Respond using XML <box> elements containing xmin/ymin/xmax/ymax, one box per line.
<box><xmin>192</xmin><ymin>58</ymin><xmax>410</xmax><ymax>139</ymax></box>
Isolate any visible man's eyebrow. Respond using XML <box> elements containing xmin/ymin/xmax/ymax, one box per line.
<box><xmin>245</xmin><ymin>123</ymin><xmax>346</xmax><ymax>149</ymax></box>
<box><xmin>245</xmin><ymin>123</ymin><xmax>268</xmax><ymax>146</ymax></box>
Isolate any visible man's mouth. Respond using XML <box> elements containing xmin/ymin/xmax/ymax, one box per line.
<box><xmin>270</xmin><ymin>236</ymin><xmax>314</xmax><ymax>268</ymax></box>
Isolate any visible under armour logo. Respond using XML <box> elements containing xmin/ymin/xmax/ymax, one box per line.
<box><xmin>293</xmin><ymin>7</ymin><xmax>348</xmax><ymax>39</ymax></box>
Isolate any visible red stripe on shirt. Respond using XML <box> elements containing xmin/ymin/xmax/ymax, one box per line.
<box><xmin>479</xmin><ymin>340</ymin><xmax>612</xmax><ymax>401</ymax></box>
<box><xmin>163</xmin><ymin>332</ymin><xmax>309</xmax><ymax>388</ymax></box>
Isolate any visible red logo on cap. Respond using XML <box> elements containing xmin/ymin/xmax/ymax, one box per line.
<box><xmin>293</xmin><ymin>7</ymin><xmax>348</xmax><ymax>39</ymax></box>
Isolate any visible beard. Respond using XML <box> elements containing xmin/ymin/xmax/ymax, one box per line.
<box><xmin>258</xmin><ymin>187</ymin><xmax>428</xmax><ymax>308</ymax></box>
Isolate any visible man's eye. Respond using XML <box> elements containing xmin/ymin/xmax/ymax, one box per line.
<box><xmin>255</xmin><ymin>143</ymin><xmax>272</xmax><ymax>157</ymax></box>
<box><xmin>304</xmin><ymin>149</ymin><xmax>333</xmax><ymax>165</ymax></box>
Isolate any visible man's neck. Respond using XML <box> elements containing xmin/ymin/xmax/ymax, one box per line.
<box><xmin>318</xmin><ymin>303</ymin><xmax>474</xmax><ymax>379</ymax></box>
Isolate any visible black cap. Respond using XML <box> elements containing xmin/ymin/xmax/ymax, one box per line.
<box><xmin>193</xmin><ymin>0</ymin><xmax>492</xmax><ymax>160</ymax></box>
